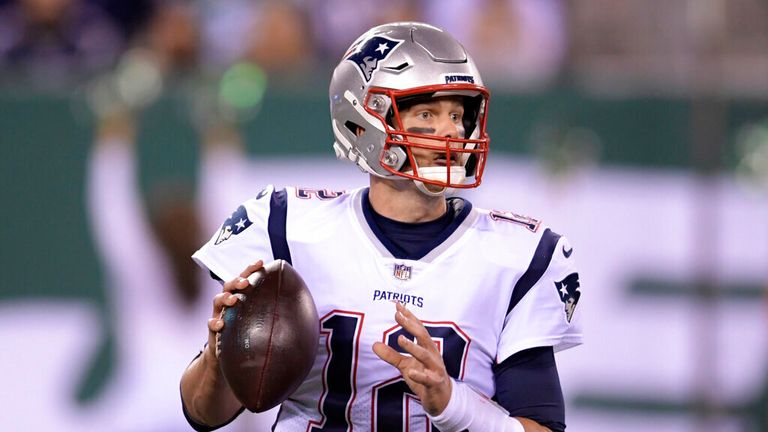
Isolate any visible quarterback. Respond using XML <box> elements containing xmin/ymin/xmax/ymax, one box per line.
<box><xmin>180</xmin><ymin>22</ymin><xmax>583</xmax><ymax>432</ymax></box>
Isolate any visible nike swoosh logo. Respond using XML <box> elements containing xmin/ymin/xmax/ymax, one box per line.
<box><xmin>563</xmin><ymin>245</ymin><xmax>573</xmax><ymax>258</ymax></box>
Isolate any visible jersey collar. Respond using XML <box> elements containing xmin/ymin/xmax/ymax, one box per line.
<box><xmin>352</xmin><ymin>187</ymin><xmax>477</xmax><ymax>262</ymax></box>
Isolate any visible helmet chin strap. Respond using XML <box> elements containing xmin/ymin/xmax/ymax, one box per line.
<box><xmin>404</xmin><ymin>166</ymin><xmax>466</xmax><ymax>196</ymax></box>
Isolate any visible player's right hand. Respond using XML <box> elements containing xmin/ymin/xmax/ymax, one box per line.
<box><xmin>207</xmin><ymin>260</ymin><xmax>264</xmax><ymax>359</ymax></box>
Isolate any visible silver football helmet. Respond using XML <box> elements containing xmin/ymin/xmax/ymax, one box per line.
<box><xmin>329</xmin><ymin>22</ymin><xmax>490</xmax><ymax>195</ymax></box>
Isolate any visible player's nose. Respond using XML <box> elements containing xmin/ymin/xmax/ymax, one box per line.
<box><xmin>436</xmin><ymin>113</ymin><xmax>461</xmax><ymax>139</ymax></box>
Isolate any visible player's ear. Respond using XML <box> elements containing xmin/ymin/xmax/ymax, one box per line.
<box><xmin>342</xmin><ymin>121</ymin><xmax>366</xmax><ymax>137</ymax></box>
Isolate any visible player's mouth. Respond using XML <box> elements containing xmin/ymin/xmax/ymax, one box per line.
<box><xmin>434</xmin><ymin>153</ymin><xmax>460</xmax><ymax>166</ymax></box>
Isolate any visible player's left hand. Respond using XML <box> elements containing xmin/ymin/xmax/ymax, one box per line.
<box><xmin>372</xmin><ymin>302</ymin><xmax>452</xmax><ymax>416</ymax></box>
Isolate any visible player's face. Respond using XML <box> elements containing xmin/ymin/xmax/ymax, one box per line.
<box><xmin>398</xmin><ymin>96</ymin><xmax>465</xmax><ymax>170</ymax></box>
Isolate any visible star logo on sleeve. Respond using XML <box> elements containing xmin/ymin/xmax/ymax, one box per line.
<box><xmin>215</xmin><ymin>205</ymin><xmax>253</xmax><ymax>245</ymax></box>
<box><xmin>554</xmin><ymin>273</ymin><xmax>581</xmax><ymax>323</ymax></box>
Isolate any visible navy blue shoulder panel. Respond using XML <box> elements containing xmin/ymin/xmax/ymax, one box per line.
<box><xmin>268</xmin><ymin>188</ymin><xmax>292</xmax><ymax>265</ymax></box>
<box><xmin>506</xmin><ymin>228</ymin><xmax>561</xmax><ymax>315</ymax></box>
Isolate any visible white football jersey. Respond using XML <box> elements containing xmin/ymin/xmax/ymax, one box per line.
<box><xmin>193</xmin><ymin>185</ymin><xmax>583</xmax><ymax>432</ymax></box>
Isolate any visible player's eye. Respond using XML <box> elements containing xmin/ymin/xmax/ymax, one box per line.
<box><xmin>418</xmin><ymin>111</ymin><xmax>432</xmax><ymax>120</ymax></box>
<box><xmin>450</xmin><ymin>113</ymin><xmax>462</xmax><ymax>123</ymax></box>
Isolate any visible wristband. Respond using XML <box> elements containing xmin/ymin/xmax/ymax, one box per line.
<box><xmin>428</xmin><ymin>379</ymin><xmax>524</xmax><ymax>432</ymax></box>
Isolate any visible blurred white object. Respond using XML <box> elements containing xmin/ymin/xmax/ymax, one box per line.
<box><xmin>0</xmin><ymin>301</ymin><xmax>100</xmax><ymax>432</ymax></box>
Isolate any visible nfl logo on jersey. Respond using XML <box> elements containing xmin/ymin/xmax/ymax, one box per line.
<box><xmin>393</xmin><ymin>263</ymin><xmax>412</xmax><ymax>281</ymax></box>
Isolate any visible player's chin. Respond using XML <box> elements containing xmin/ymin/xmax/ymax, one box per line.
<box><xmin>423</xmin><ymin>182</ymin><xmax>447</xmax><ymax>193</ymax></box>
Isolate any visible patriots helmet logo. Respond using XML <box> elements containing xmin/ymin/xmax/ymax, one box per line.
<box><xmin>214</xmin><ymin>205</ymin><xmax>252</xmax><ymax>245</ymax></box>
<box><xmin>345</xmin><ymin>35</ymin><xmax>403</xmax><ymax>82</ymax></box>
<box><xmin>554</xmin><ymin>273</ymin><xmax>581</xmax><ymax>323</ymax></box>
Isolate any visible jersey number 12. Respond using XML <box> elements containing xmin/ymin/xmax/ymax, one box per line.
<box><xmin>308</xmin><ymin>311</ymin><xmax>470</xmax><ymax>432</ymax></box>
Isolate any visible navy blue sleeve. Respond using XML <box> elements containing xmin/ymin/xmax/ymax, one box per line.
<box><xmin>492</xmin><ymin>346</ymin><xmax>566</xmax><ymax>432</ymax></box>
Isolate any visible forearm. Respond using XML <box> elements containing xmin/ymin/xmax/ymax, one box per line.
<box><xmin>180</xmin><ymin>347</ymin><xmax>243</xmax><ymax>427</ymax></box>
<box><xmin>517</xmin><ymin>417</ymin><xmax>552</xmax><ymax>432</ymax></box>
<box><xmin>428</xmin><ymin>380</ymin><xmax>551</xmax><ymax>432</ymax></box>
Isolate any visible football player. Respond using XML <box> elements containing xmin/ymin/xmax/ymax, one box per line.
<box><xmin>180</xmin><ymin>22</ymin><xmax>582</xmax><ymax>432</ymax></box>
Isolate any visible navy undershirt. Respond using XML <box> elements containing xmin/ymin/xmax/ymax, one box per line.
<box><xmin>361</xmin><ymin>188</ymin><xmax>467</xmax><ymax>260</ymax></box>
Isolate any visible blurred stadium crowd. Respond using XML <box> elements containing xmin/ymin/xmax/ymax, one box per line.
<box><xmin>0</xmin><ymin>0</ymin><xmax>566</xmax><ymax>92</ymax></box>
<box><xmin>1</xmin><ymin>0</ymin><xmax>768</xmax><ymax>95</ymax></box>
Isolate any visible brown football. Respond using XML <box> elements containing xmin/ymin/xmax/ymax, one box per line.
<box><xmin>217</xmin><ymin>259</ymin><xmax>319</xmax><ymax>412</ymax></box>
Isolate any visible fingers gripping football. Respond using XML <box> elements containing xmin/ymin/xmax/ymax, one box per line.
<box><xmin>372</xmin><ymin>302</ymin><xmax>452</xmax><ymax>416</ymax></box>
<box><xmin>206</xmin><ymin>260</ymin><xmax>264</xmax><ymax>357</ymax></box>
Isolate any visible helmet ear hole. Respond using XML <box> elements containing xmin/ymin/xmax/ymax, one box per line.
<box><xmin>464</xmin><ymin>154</ymin><xmax>478</xmax><ymax>177</ymax></box>
<box><xmin>344</xmin><ymin>121</ymin><xmax>366</xmax><ymax>137</ymax></box>
<box><xmin>461</xmin><ymin>95</ymin><xmax>483</xmax><ymax>139</ymax></box>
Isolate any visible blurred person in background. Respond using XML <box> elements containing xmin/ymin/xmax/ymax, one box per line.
<box><xmin>240</xmin><ymin>0</ymin><xmax>313</xmax><ymax>76</ymax></box>
<box><xmin>84</xmin><ymin>110</ymin><xmax>210</xmax><ymax>432</ymax></box>
<box><xmin>90</xmin><ymin>0</ymin><xmax>154</xmax><ymax>41</ymax></box>
<box><xmin>81</xmin><ymin>0</ymin><xmax>278</xmax><ymax>429</ymax></box>
<box><xmin>0</xmin><ymin>0</ymin><xmax>122</xmax><ymax>89</ymax></box>
<box><xmin>85</xmin><ymin>108</ymin><xmax>278</xmax><ymax>431</ymax></box>
<box><xmin>199</xmin><ymin>0</ymin><xmax>317</xmax><ymax>80</ymax></box>
<box><xmin>85</xmin><ymin>96</ymin><xmax>279</xmax><ymax>432</ymax></box>
<box><xmin>306</xmin><ymin>0</ymin><xmax>382</xmax><ymax>61</ymax></box>
<box><xmin>423</xmin><ymin>0</ymin><xmax>566</xmax><ymax>89</ymax></box>
<box><xmin>371</xmin><ymin>0</ymin><xmax>423</xmax><ymax>28</ymax></box>
<box><xmin>199</xmin><ymin>0</ymin><xmax>256</xmax><ymax>70</ymax></box>
<box><xmin>138</xmin><ymin>0</ymin><xmax>199</xmax><ymax>76</ymax></box>
<box><xmin>306</xmin><ymin>0</ymin><xmax>423</xmax><ymax>62</ymax></box>
<box><xmin>86</xmin><ymin>0</ymin><xmax>207</xmax><ymax>133</ymax></box>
